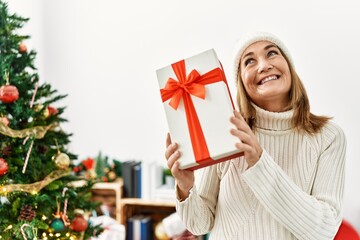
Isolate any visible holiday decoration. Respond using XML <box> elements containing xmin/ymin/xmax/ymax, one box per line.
<box><xmin>47</xmin><ymin>106</ymin><xmax>58</xmax><ymax>116</ymax></box>
<box><xmin>0</xmin><ymin>158</ymin><xmax>8</xmax><ymax>176</ymax></box>
<box><xmin>1</xmin><ymin>145</ymin><xmax>12</xmax><ymax>156</ymax></box>
<box><xmin>70</xmin><ymin>210</ymin><xmax>88</xmax><ymax>232</ymax></box>
<box><xmin>53</xmin><ymin>152</ymin><xmax>70</xmax><ymax>169</ymax></box>
<box><xmin>51</xmin><ymin>218</ymin><xmax>65</xmax><ymax>232</ymax></box>
<box><xmin>82</xmin><ymin>157</ymin><xmax>95</xmax><ymax>170</ymax></box>
<box><xmin>29</xmin><ymin>81</ymin><xmax>38</xmax><ymax>108</ymax></box>
<box><xmin>74</xmin><ymin>154</ymin><xmax>122</xmax><ymax>182</ymax></box>
<box><xmin>18</xmin><ymin>42</ymin><xmax>27</xmax><ymax>53</ymax></box>
<box><xmin>20</xmin><ymin>223</ymin><xmax>37</xmax><ymax>240</ymax></box>
<box><xmin>0</xmin><ymin>84</ymin><xmax>19</xmax><ymax>103</ymax></box>
<box><xmin>0</xmin><ymin>121</ymin><xmax>54</xmax><ymax>139</ymax></box>
<box><xmin>19</xmin><ymin>204</ymin><xmax>36</xmax><ymax>221</ymax></box>
<box><xmin>61</xmin><ymin>187</ymin><xmax>70</xmax><ymax>226</ymax></box>
<box><xmin>1</xmin><ymin>116</ymin><xmax>9</xmax><ymax>126</ymax></box>
<box><xmin>22</xmin><ymin>139</ymin><xmax>34</xmax><ymax>173</ymax></box>
<box><xmin>0</xmin><ymin>1</ymin><xmax>103</xmax><ymax>238</ymax></box>
<box><xmin>0</xmin><ymin>169</ymin><xmax>70</xmax><ymax>195</ymax></box>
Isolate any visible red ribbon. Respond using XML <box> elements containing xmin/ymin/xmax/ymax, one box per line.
<box><xmin>160</xmin><ymin>60</ymin><xmax>225</xmax><ymax>163</ymax></box>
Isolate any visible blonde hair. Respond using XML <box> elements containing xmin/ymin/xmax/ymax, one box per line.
<box><xmin>236</xmin><ymin>49</ymin><xmax>331</xmax><ymax>134</ymax></box>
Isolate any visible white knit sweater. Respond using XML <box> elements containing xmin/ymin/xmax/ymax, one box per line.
<box><xmin>176</xmin><ymin>105</ymin><xmax>346</xmax><ymax>240</ymax></box>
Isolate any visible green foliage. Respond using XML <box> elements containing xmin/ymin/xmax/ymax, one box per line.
<box><xmin>0</xmin><ymin>1</ymin><xmax>103</xmax><ymax>238</ymax></box>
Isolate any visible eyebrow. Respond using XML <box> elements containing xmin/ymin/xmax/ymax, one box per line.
<box><xmin>242</xmin><ymin>44</ymin><xmax>278</xmax><ymax>60</ymax></box>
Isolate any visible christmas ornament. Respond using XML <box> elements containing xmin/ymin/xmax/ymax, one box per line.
<box><xmin>19</xmin><ymin>204</ymin><xmax>36</xmax><ymax>221</ymax></box>
<box><xmin>21</xmin><ymin>223</ymin><xmax>38</xmax><ymax>240</ymax></box>
<box><xmin>1</xmin><ymin>116</ymin><xmax>9</xmax><ymax>126</ymax></box>
<box><xmin>82</xmin><ymin>158</ymin><xmax>95</xmax><ymax>170</ymax></box>
<box><xmin>61</xmin><ymin>187</ymin><xmax>70</xmax><ymax>226</ymax></box>
<box><xmin>70</xmin><ymin>210</ymin><xmax>88</xmax><ymax>232</ymax></box>
<box><xmin>51</xmin><ymin>198</ymin><xmax>66</xmax><ymax>232</ymax></box>
<box><xmin>18</xmin><ymin>42</ymin><xmax>28</xmax><ymax>53</ymax></box>
<box><xmin>47</xmin><ymin>106</ymin><xmax>58</xmax><ymax>116</ymax></box>
<box><xmin>52</xmin><ymin>139</ymin><xmax>70</xmax><ymax>169</ymax></box>
<box><xmin>108</xmin><ymin>171</ymin><xmax>116</xmax><ymax>181</ymax></box>
<box><xmin>29</xmin><ymin>81</ymin><xmax>38</xmax><ymax>108</ymax></box>
<box><xmin>1</xmin><ymin>145</ymin><xmax>12</xmax><ymax>156</ymax></box>
<box><xmin>1</xmin><ymin>145</ymin><xmax>11</xmax><ymax>156</ymax></box>
<box><xmin>50</xmin><ymin>218</ymin><xmax>65</xmax><ymax>232</ymax></box>
<box><xmin>0</xmin><ymin>84</ymin><xmax>19</xmax><ymax>103</ymax></box>
<box><xmin>22</xmin><ymin>139</ymin><xmax>34</xmax><ymax>174</ymax></box>
<box><xmin>53</xmin><ymin>152</ymin><xmax>70</xmax><ymax>169</ymax></box>
<box><xmin>0</xmin><ymin>158</ymin><xmax>9</xmax><ymax>176</ymax></box>
<box><xmin>101</xmin><ymin>176</ymin><xmax>108</xmax><ymax>182</ymax></box>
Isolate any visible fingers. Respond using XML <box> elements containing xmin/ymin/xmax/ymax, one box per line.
<box><xmin>230</xmin><ymin>128</ymin><xmax>252</xmax><ymax>144</ymax></box>
<box><xmin>231</xmin><ymin>110</ymin><xmax>249</xmax><ymax>131</ymax></box>
<box><xmin>165</xmin><ymin>139</ymin><xmax>178</xmax><ymax>159</ymax></box>
<box><xmin>167</xmin><ymin>149</ymin><xmax>180</xmax><ymax>171</ymax></box>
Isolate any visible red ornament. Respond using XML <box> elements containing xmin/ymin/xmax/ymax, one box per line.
<box><xmin>82</xmin><ymin>158</ymin><xmax>95</xmax><ymax>170</ymax></box>
<box><xmin>1</xmin><ymin>116</ymin><xmax>9</xmax><ymax>126</ymax></box>
<box><xmin>18</xmin><ymin>42</ymin><xmax>27</xmax><ymax>53</ymax></box>
<box><xmin>0</xmin><ymin>85</ymin><xmax>19</xmax><ymax>103</ymax></box>
<box><xmin>70</xmin><ymin>215</ymin><xmax>88</xmax><ymax>232</ymax></box>
<box><xmin>47</xmin><ymin>106</ymin><xmax>59</xmax><ymax>116</ymax></box>
<box><xmin>0</xmin><ymin>158</ymin><xmax>9</xmax><ymax>176</ymax></box>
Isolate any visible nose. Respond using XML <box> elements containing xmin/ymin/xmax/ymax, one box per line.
<box><xmin>257</xmin><ymin>58</ymin><xmax>273</xmax><ymax>73</ymax></box>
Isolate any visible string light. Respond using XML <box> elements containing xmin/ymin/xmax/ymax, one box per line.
<box><xmin>4</xmin><ymin>225</ymin><xmax>12</xmax><ymax>231</ymax></box>
<box><xmin>0</xmin><ymin>186</ymin><xmax>7</xmax><ymax>194</ymax></box>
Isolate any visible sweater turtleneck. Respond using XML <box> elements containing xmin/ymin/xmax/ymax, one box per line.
<box><xmin>252</xmin><ymin>103</ymin><xmax>293</xmax><ymax>132</ymax></box>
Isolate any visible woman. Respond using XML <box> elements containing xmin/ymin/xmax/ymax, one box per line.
<box><xmin>165</xmin><ymin>32</ymin><xmax>346</xmax><ymax>240</ymax></box>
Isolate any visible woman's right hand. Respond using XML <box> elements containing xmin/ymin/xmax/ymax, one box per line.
<box><xmin>165</xmin><ymin>133</ymin><xmax>194</xmax><ymax>200</ymax></box>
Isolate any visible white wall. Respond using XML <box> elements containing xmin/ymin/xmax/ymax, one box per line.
<box><xmin>8</xmin><ymin>0</ymin><xmax>360</xmax><ymax>232</ymax></box>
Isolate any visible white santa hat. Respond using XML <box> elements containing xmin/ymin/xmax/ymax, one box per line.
<box><xmin>232</xmin><ymin>31</ymin><xmax>295</xmax><ymax>81</ymax></box>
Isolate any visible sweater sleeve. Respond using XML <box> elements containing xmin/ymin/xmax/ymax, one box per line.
<box><xmin>175</xmin><ymin>163</ymin><xmax>221</xmax><ymax>235</ymax></box>
<box><xmin>242</xmin><ymin>124</ymin><xmax>346</xmax><ymax>240</ymax></box>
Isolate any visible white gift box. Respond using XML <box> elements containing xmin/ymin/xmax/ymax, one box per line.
<box><xmin>157</xmin><ymin>49</ymin><xmax>242</xmax><ymax>170</ymax></box>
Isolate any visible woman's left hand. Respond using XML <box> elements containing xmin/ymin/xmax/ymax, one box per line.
<box><xmin>230</xmin><ymin>110</ymin><xmax>263</xmax><ymax>168</ymax></box>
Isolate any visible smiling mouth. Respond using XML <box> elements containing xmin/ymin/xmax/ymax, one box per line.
<box><xmin>259</xmin><ymin>75</ymin><xmax>279</xmax><ymax>85</ymax></box>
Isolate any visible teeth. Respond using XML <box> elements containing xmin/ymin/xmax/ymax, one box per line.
<box><xmin>261</xmin><ymin>75</ymin><xmax>277</xmax><ymax>84</ymax></box>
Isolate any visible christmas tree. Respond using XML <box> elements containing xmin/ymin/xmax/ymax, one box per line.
<box><xmin>0</xmin><ymin>1</ymin><xmax>102</xmax><ymax>239</ymax></box>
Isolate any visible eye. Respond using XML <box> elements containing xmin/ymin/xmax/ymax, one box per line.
<box><xmin>244</xmin><ymin>58</ymin><xmax>254</xmax><ymax>66</ymax></box>
<box><xmin>268</xmin><ymin>50</ymin><xmax>279</xmax><ymax>57</ymax></box>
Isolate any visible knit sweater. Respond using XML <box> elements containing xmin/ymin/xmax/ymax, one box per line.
<box><xmin>176</xmin><ymin>105</ymin><xmax>346</xmax><ymax>240</ymax></box>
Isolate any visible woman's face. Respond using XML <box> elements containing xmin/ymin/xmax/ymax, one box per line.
<box><xmin>240</xmin><ymin>40</ymin><xmax>291</xmax><ymax>112</ymax></box>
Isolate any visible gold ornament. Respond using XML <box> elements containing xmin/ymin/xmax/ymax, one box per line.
<box><xmin>34</xmin><ymin>104</ymin><xmax>50</xmax><ymax>118</ymax></box>
<box><xmin>43</xmin><ymin>108</ymin><xmax>50</xmax><ymax>118</ymax></box>
<box><xmin>53</xmin><ymin>152</ymin><xmax>70</xmax><ymax>169</ymax></box>
<box><xmin>108</xmin><ymin>171</ymin><xmax>116</xmax><ymax>181</ymax></box>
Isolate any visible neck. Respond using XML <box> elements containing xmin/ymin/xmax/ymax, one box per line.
<box><xmin>256</xmin><ymin>102</ymin><xmax>287</xmax><ymax>112</ymax></box>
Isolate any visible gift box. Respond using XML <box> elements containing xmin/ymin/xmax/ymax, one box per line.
<box><xmin>156</xmin><ymin>49</ymin><xmax>243</xmax><ymax>170</ymax></box>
